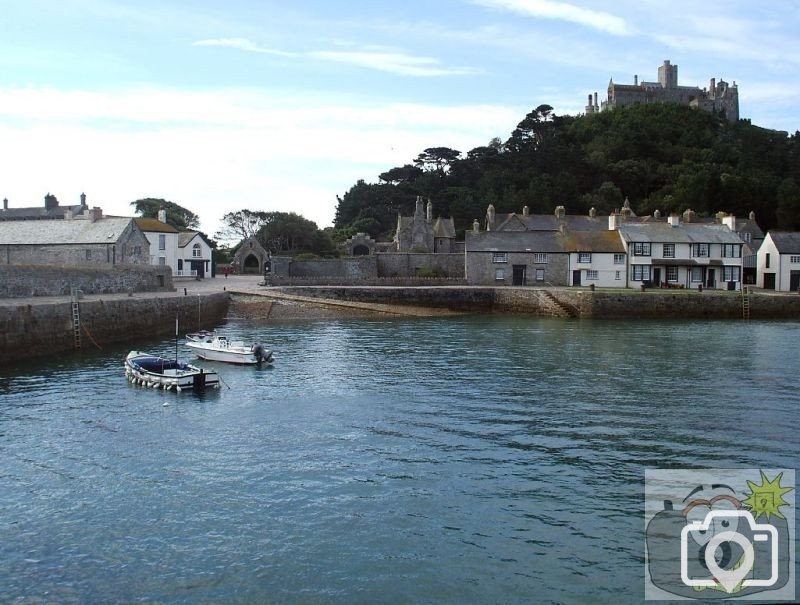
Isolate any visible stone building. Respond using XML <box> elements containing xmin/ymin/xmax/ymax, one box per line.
<box><xmin>232</xmin><ymin>237</ymin><xmax>270</xmax><ymax>274</ymax></box>
<box><xmin>0</xmin><ymin>210</ymin><xmax>150</xmax><ymax>266</ymax></box>
<box><xmin>585</xmin><ymin>60</ymin><xmax>739</xmax><ymax>122</ymax></box>
<box><xmin>394</xmin><ymin>196</ymin><xmax>456</xmax><ymax>253</ymax></box>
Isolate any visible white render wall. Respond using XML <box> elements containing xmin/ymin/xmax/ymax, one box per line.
<box><xmin>757</xmin><ymin>234</ymin><xmax>800</xmax><ymax>291</ymax></box>
<box><xmin>142</xmin><ymin>231</ymin><xmax>178</xmax><ymax>275</ymax></box>
<box><xmin>568</xmin><ymin>252</ymin><xmax>626</xmax><ymax>287</ymax></box>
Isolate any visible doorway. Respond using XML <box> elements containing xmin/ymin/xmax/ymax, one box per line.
<box><xmin>512</xmin><ymin>265</ymin><xmax>526</xmax><ymax>286</ymax></box>
<box><xmin>763</xmin><ymin>273</ymin><xmax>776</xmax><ymax>290</ymax></box>
<box><xmin>572</xmin><ymin>270</ymin><xmax>581</xmax><ymax>286</ymax></box>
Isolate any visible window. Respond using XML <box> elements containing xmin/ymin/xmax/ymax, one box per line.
<box><xmin>613</xmin><ymin>253</ymin><xmax>625</xmax><ymax>265</ymax></box>
<box><xmin>791</xmin><ymin>256</ymin><xmax>800</xmax><ymax>264</ymax></box>
<box><xmin>632</xmin><ymin>242</ymin><xmax>651</xmax><ymax>256</ymax></box>
<box><xmin>742</xmin><ymin>232</ymin><xmax>752</xmax><ymax>242</ymax></box>
<box><xmin>662</xmin><ymin>243</ymin><xmax>675</xmax><ymax>258</ymax></box>
<box><xmin>723</xmin><ymin>266</ymin><xmax>740</xmax><ymax>282</ymax></box>
<box><xmin>494</xmin><ymin>268</ymin><xmax>505</xmax><ymax>281</ymax></box>
<box><xmin>158</xmin><ymin>256</ymin><xmax>166</xmax><ymax>266</ymax></box>
<box><xmin>85</xmin><ymin>249</ymin><xmax>92</xmax><ymax>260</ymax></box>
<box><xmin>666</xmin><ymin>266</ymin><xmax>678</xmax><ymax>282</ymax></box>
<box><xmin>690</xmin><ymin>267</ymin><xmax>703</xmax><ymax>282</ymax></box>
<box><xmin>134</xmin><ymin>246</ymin><xmax>141</xmax><ymax>256</ymax></box>
<box><xmin>586</xmin><ymin>270</ymin><xmax>598</xmax><ymax>280</ymax></box>
<box><xmin>691</xmin><ymin>243</ymin><xmax>709</xmax><ymax>257</ymax></box>
<box><xmin>535</xmin><ymin>268</ymin><xmax>545</xmax><ymax>281</ymax></box>
<box><xmin>578</xmin><ymin>252</ymin><xmax>591</xmax><ymax>263</ymax></box>
<box><xmin>615</xmin><ymin>271</ymin><xmax>621</xmax><ymax>280</ymax></box>
<box><xmin>158</xmin><ymin>234</ymin><xmax>166</xmax><ymax>251</ymax></box>
<box><xmin>533</xmin><ymin>253</ymin><xmax>547</xmax><ymax>263</ymax></box>
<box><xmin>492</xmin><ymin>252</ymin><xmax>508</xmax><ymax>263</ymax></box>
<box><xmin>631</xmin><ymin>265</ymin><xmax>651</xmax><ymax>281</ymax></box>
<box><xmin>177</xmin><ymin>259</ymin><xmax>183</xmax><ymax>270</ymax></box>
<box><xmin>722</xmin><ymin>244</ymin><xmax>741</xmax><ymax>258</ymax></box>
<box><xmin>192</xmin><ymin>243</ymin><xmax>202</xmax><ymax>258</ymax></box>
<box><xmin>766</xmin><ymin>253</ymin><xmax>771</xmax><ymax>268</ymax></box>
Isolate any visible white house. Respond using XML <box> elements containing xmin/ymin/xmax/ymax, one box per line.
<box><xmin>178</xmin><ymin>231</ymin><xmax>214</xmax><ymax>278</ymax></box>
<box><xmin>618</xmin><ymin>216</ymin><xmax>744</xmax><ymax>290</ymax></box>
<box><xmin>566</xmin><ymin>230</ymin><xmax>627</xmax><ymax>287</ymax></box>
<box><xmin>757</xmin><ymin>232</ymin><xmax>800</xmax><ymax>291</ymax></box>
<box><xmin>135</xmin><ymin>209</ymin><xmax>179</xmax><ymax>274</ymax></box>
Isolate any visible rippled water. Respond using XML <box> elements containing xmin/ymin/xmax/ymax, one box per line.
<box><xmin>1</xmin><ymin>316</ymin><xmax>798</xmax><ymax>603</ymax></box>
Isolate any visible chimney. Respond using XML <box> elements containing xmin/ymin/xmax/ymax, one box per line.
<box><xmin>554</xmin><ymin>205</ymin><xmax>565</xmax><ymax>219</ymax></box>
<box><xmin>608</xmin><ymin>212</ymin><xmax>620</xmax><ymax>231</ymax></box>
<box><xmin>634</xmin><ymin>74</ymin><xmax>638</xmax><ymax>86</ymax></box>
<box><xmin>414</xmin><ymin>195</ymin><xmax>424</xmax><ymax>219</ymax></box>
<box><xmin>589</xmin><ymin>207</ymin><xmax>597</xmax><ymax>218</ymax></box>
<box><xmin>722</xmin><ymin>215</ymin><xmax>736</xmax><ymax>231</ymax></box>
<box><xmin>426</xmin><ymin>199</ymin><xmax>433</xmax><ymax>223</ymax></box>
<box><xmin>593</xmin><ymin>92</ymin><xmax>598</xmax><ymax>108</ymax></box>
<box><xmin>2</xmin><ymin>198</ymin><xmax>7</xmax><ymax>211</ymax></box>
<box><xmin>749</xmin><ymin>211</ymin><xmax>755</xmax><ymax>221</ymax></box>
<box><xmin>44</xmin><ymin>193</ymin><xmax>58</xmax><ymax>210</ymax></box>
<box><xmin>486</xmin><ymin>204</ymin><xmax>496</xmax><ymax>231</ymax></box>
<box><xmin>668</xmin><ymin>214</ymin><xmax>680</xmax><ymax>227</ymax></box>
<box><xmin>80</xmin><ymin>192</ymin><xmax>87</xmax><ymax>207</ymax></box>
<box><xmin>158</xmin><ymin>207</ymin><xmax>167</xmax><ymax>223</ymax></box>
<box><xmin>89</xmin><ymin>206</ymin><xmax>103</xmax><ymax>223</ymax></box>
<box><xmin>473</xmin><ymin>219</ymin><xmax>480</xmax><ymax>233</ymax></box>
<box><xmin>522</xmin><ymin>205</ymin><xmax>529</xmax><ymax>216</ymax></box>
<box><xmin>682</xmin><ymin>208</ymin><xmax>695</xmax><ymax>223</ymax></box>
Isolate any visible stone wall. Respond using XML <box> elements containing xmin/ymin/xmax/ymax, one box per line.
<box><xmin>0</xmin><ymin>264</ymin><xmax>174</xmax><ymax>298</ymax></box>
<box><xmin>466</xmin><ymin>252</ymin><xmax>568</xmax><ymax>286</ymax></box>
<box><xmin>377</xmin><ymin>253</ymin><xmax>464</xmax><ymax>278</ymax></box>
<box><xmin>271</xmin><ymin>252</ymin><xmax>465</xmax><ymax>282</ymax></box>
<box><xmin>275</xmin><ymin>286</ymin><xmax>495</xmax><ymax>311</ymax></box>
<box><xmin>282</xmin><ymin>256</ymin><xmax>377</xmax><ymax>279</ymax></box>
<box><xmin>0</xmin><ymin>292</ymin><xmax>229</xmax><ymax>363</ymax></box>
<box><xmin>270</xmin><ymin>276</ymin><xmax>467</xmax><ymax>287</ymax></box>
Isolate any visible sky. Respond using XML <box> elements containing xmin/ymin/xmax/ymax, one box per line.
<box><xmin>1</xmin><ymin>0</ymin><xmax>799</xmax><ymax>239</ymax></box>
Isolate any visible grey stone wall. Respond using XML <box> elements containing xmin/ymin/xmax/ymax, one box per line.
<box><xmin>0</xmin><ymin>264</ymin><xmax>174</xmax><ymax>298</ymax></box>
<box><xmin>270</xmin><ymin>276</ymin><xmax>466</xmax><ymax>286</ymax></box>
<box><xmin>377</xmin><ymin>253</ymin><xmax>464</xmax><ymax>278</ymax></box>
<box><xmin>0</xmin><ymin>292</ymin><xmax>229</xmax><ymax>363</ymax></box>
<box><xmin>466</xmin><ymin>253</ymin><xmax>569</xmax><ymax>286</ymax></box>
<box><xmin>282</xmin><ymin>256</ymin><xmax>377</xmax><ymax>279</ymax></box>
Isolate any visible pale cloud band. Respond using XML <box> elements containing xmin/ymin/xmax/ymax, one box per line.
<box><xmin>471</xmin><ymin>0</ymin><xmax>631</xmax><ymax>36</ymax></box>
<box><xmin>193</xmin><ymin>38</ymin><xmax>478</xmax><ymax>77</ymax></box>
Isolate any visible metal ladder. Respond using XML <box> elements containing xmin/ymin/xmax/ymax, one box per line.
<box><xmin>71</xmin><ymin>288</ymin><xmax>82</xmax><ymax>349</ymax></box>
<box><xmin>741</xmin><ymin>285</ymin><xmax>751</xmax><ymax>320</ymax></box>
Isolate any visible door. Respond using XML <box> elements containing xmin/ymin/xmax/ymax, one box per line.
<box><xmin>706</xmin><ymin>268</ymin><xmax>715</xmax><ymax>288</ymax></box>
<box><xmin>653</xmin><ymin>268</ymin><xmax>661</xmax><ymax>287</ymax></box>
<box><xmin>790</xmin><ymin>271</ymin><xmax>800</xmax><ymax>292</ymax></box>
<box><xmin>512</xmin><ymin>265</ymin><xmax>526</xmax><ymax>286</ymax></box>
<box><xmin>572</xmin><ymin>270</ymin><xmax>581</xmax><ymax>286</ymax></box>
<box><xmin>191</xmin><ymin>260</ymin><xmax>205</xmax><ymax>278</ymax></box>
<box><xmin>764</xmin><ymin>273</ymin><xmax>776</xmax><ymax>290</ymax></box>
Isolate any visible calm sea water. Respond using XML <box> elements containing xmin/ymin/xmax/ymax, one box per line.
<box><xmin>1</xmin><ymin>316</ymin><xmax>798</xmax><ymax>604</ymax></box>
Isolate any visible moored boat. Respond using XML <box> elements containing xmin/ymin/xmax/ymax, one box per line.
<box><xmin>185</xmin><ymin>332</ymin><xmax>274</xmax><ymax>365</ymax></box>
<box><xmin>124</xmin><ymin>351</ymin><xmax>220</xmax><ymax>392</ymax></box>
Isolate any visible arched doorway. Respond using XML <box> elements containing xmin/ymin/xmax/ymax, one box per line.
<box><xmin>352</xmin><ymin>244</ymin><xmax>370</xmax><ymax>256</ymax></box>
<box><xmin>243</xmin><ymin>253</ymin><xmax>261</xmax><ymax>274</ymax></box>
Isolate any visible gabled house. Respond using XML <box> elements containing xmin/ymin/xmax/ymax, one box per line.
<box><xmin>618</xmin><ymin>216</ymin><xmax>744</xmax><ymax>290</ymax></box>
<box><xmin>0</xmin><ymin>209</ymin><xmax>149</xmax><ymax>265</ymax></box>
<box><xmin>465</xmin><ymin>229</ymin><xmax>569</xmax><ymax>286</ymax></box>
<box><xmin>135</xmin><ymin>210</ymin><xmax>179</xmax><ymax>273</ymax></box>
<box><xmin>565</xmin><ymin>230</ymin><xmax>627</xmax><ymax>287</ymax></box>
<box><xmin>178</xmin><ymin>231</ymin><xmax>214</xmax><ymax>278</ymax></box>
<box><xmin>395</xmin><ymin>196</ymin><xmax>456</xmax><ymax>252</ymax></box>
<box><xmin>757</xmin><ymin>232</ymin><xmax>800</xmax><ymax>291</ymax></box>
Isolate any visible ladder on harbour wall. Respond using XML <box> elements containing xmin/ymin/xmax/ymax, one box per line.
<box><xmin>741</xmin><ymin>285</ymin><xmax>751</xmax><ymax>320</ymax></box>
<box><xmin>71</xmin><ymin>288</ymin><xmax>82</xmax><ymax>350</ymax></box>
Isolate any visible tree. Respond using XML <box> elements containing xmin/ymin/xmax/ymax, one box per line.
<box><xmin>215</xmin><ymin>209</ymin><xmax>271</xmax><ymax>244</ymax></box>
<box><xmin>131</xmin><ymin>198</ymin><xmax>199</xmax><ymax>231</ymax></box>
<box><xmin>413</xmin><ymin>147</ymin><xmax>461</xmax><ymax>174</ymax></box>
<box><xmin>378</xmin><ymin>164</ymin><xmax>423</xmax><ymax>185</ymax></box>
<box><xmin>256</xmin><ymin>211</ymin><xmax>337</xmax><ymax>256</ymax></box>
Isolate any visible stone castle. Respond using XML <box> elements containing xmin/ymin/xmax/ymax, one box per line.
<box><xmin>585</xmin><ymin>60</ymin><xmax>739</xmax><ymax>122</ymax></box>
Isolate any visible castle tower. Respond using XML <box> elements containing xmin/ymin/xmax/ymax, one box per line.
<box><xmin>658</xmin><ymin>60</ymin><xmax>678</xmax><ymax>88</ymax></box>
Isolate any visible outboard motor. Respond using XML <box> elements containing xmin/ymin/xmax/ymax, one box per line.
<box><xmin>252</xmin><ymin>343</ymin><xmax>274</xmax><ymax>364</ymax></box>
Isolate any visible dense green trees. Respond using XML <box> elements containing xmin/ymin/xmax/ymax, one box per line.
<box><xmin>334</xmin><ymin>104</ymin><xmax>800</xmax><ymax>239</ymax></box>
<box><xmin>131</xmin><ymin>198</ymin><xmax>200</xmax><ymax>231</ymax></box>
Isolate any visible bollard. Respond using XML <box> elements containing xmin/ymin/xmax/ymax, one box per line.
<box><xmin>589</xmin><ymin>283</ymin><xmax>595</xmax><ymax>292</ymax></box>
<box><xmin>184</xmin><ymin>288</ymin><xmax>187</xmax><ymax>296</ymax></box>
<box><xmin>698</xmin><ymin>284</ymin><xmax>703</xmax><ymax>293</ymax></box>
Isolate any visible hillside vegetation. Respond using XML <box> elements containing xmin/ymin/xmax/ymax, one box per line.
<box><xmin>334</xmin><ymin>104</ymin><xmax>800</xmax><ymax>240</ymax></box>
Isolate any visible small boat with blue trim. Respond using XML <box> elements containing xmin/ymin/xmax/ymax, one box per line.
<box><xmin>124</xmin><ymin>351</ymin><xmax>220</xmax><ymax>392</ymax></box>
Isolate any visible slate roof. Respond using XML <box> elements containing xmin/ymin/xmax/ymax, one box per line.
<box><xmin>0</xmin><ymin>217</ymin><xmax>135</xmax><ymax>245</ymax></box>
<box><xmin>432</xmin><ymin>217</ymin><xmax>456</xmax><ymax>238</ymax></box>
<box><xmin>0</xmin><ymin>203</ymin><xmax>86</xmax><ymax>221</ymax></box>
<box><xmin>563</xmin><ymin>230</ymin><xmax>625</xmax><ymax>253</ymax></box>
<box><xmin>619</xmin><ymin>223</ymin><xmax>743</xmax><ymax>244</ymax></box>
<box><xmin>465</xmin><ymin>230</ymin><xmax>568</xmax><ymax>253</ymax></box>
<box><xmin>768</xmin><ymin>232</ymin><xmax>800</xmax><ymax>254</ymax></box>
<box><xmin>135</xmin><ymin>218</ymin><xmax>178</xmax><ymax>233</ymax></box>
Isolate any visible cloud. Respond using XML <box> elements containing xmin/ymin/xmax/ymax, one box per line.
<box><xmin>193</xmin><ymin>37</ymin><xmax>477</xmax><ymax>77</ymax></box>
<box><xmin>192</xmin><ymin>38</ymin><xmax>296</xmax><ymax>57</ymax></box>
<box><xmin>308</xmin><ymin>50</ymin><xmax>479</xmax><ymax>77</ymax></box>
<box><xmin>471</xmin><ymin>0</ymin><xmax>631</xmax><ymax>36</ymax></box>
<box><xmin>0</xmin><ymin>86</ymin><xmax>521</xmax><ymax>234</ymax></box>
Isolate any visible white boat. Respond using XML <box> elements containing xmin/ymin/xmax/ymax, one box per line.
<box><xmin>185</xmin><ymin>332</ymin><xmax>274</xmax><ymax>365</ymax></box>
<box><xmin>124</xmin><ymin>351</ymin><xmax>220</xmax><ymax>392</ymax></box>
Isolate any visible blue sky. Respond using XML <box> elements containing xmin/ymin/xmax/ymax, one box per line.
<box><xmin>1</xmin><ymin>0</ymin><xmax>798</xmax><ymax>237</ymax></box>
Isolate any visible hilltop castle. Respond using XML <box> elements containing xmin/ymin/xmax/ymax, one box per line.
<box><xmin>585</xmin><ymin>60</ymin><xmax>739</xmax><ymax>122</ymax></box>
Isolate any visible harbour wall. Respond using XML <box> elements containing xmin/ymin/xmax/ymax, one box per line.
<box><xmin>271</xmin><ymin>286</ymin><xmax>800</xmax><ymax>319</ymax></box>
<box><xmin>0</xmin><ymin>264</ymin><xmax>174</xmax><ymax>298</ymax></box>
<box><xmin>0</xmin><ymin>292</ymin><xmax>229</xmax><ymax>363</ymax></box>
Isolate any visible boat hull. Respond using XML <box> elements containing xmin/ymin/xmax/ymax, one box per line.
<box><xmin>185</xmin><ymin>335</ymin><xmax>273</xmax><ymax>365</ymax></box>
<box><xmin>124</xmin><ymin>351</ymin><xmax>220</xmax><ymax>392</ymax></box>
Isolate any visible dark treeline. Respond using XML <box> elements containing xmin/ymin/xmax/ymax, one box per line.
<box><xmin>334</xmin><ymin>103</ymin><xmax>800</xmax><ymax>240</ymax></box>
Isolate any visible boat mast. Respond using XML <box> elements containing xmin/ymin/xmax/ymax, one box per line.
<box><xmin>175</xmin><ymin>313</ymin><xmax>179</xmax><ymax>364</ymax></box>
